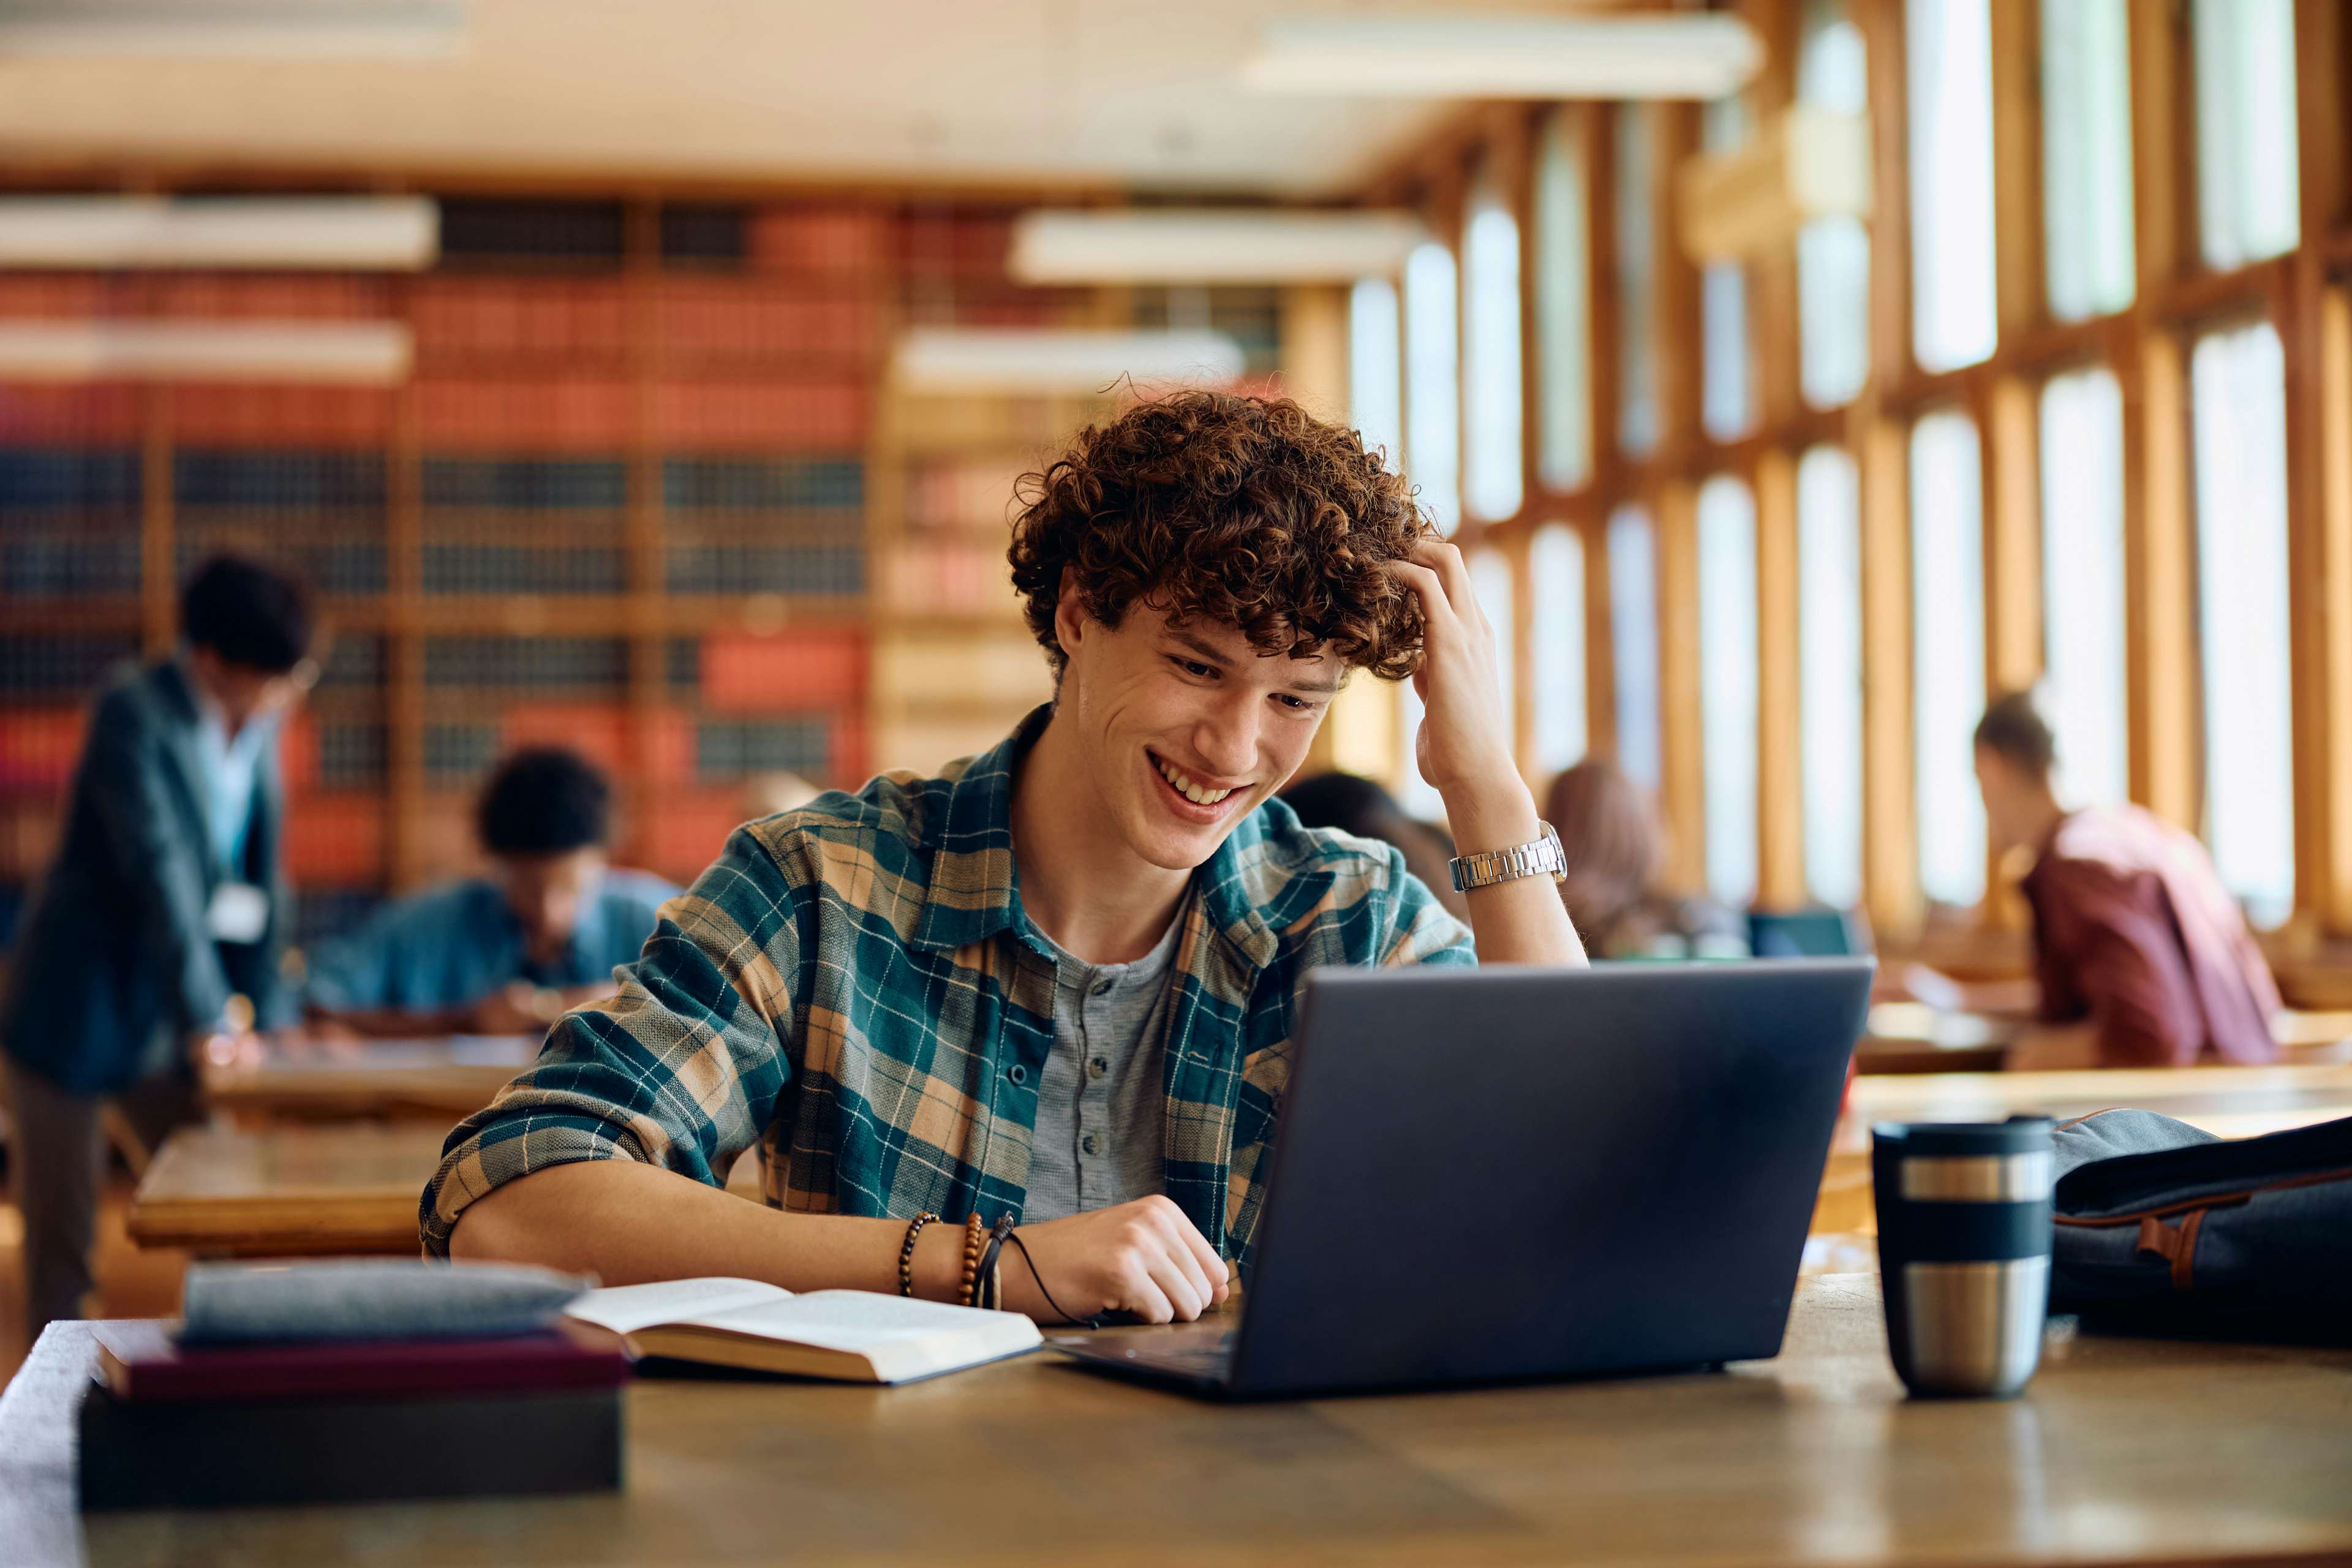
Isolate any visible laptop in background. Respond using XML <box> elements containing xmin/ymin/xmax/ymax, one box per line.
<box><xmin>1054</xmin><ymin>959</ymin><xmax>1874</xmax><ymax>1399</ymax></box>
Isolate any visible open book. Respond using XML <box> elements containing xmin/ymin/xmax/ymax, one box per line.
<box><xmin>562</xmin><ymin>1278</ymin><xmax>1042</xmax><ymax>1384</ymax></box>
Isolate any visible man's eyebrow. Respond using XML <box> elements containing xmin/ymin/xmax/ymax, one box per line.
<box><xmin>1166</xmin><ymin>629</ymin><xmax>1340</xmax><ymax>695</ymax></box>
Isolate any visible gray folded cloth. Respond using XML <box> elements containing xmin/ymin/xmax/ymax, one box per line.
<box><xmin>178</xmin><ymin>1259</ymin><xmax>594</xmax><ymax>1345</ymax></box>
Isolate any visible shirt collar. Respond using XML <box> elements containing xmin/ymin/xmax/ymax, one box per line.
<box><xmin>907</xmin><ymin>704</ymin><xmax>1279</xmax><ymax>976</ymax></box>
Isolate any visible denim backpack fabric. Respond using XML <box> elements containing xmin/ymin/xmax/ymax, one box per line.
<box><xmin>2049</xmin><ymin>1108</ymin><xmax>2352</xmax><ymax>1343</ymax></box>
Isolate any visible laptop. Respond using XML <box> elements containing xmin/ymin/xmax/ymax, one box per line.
<box><xmin>1052</xmin><ymin>959</ymin><xmax>1874</xmax><ymax>1399</ymax></box>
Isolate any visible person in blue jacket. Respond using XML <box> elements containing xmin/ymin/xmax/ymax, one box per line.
<box><xmin>2</xmin><ymin>555</ymin><xmax>317</xmax><ymax>1335</ymax></box>
<box><xmin>302</xmin><ymin>747</ymin><xmax>677</xmax><ymax>1039</ymax></box>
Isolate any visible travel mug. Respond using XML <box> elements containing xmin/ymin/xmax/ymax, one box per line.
<box><xmin>1872</xmin><ymin>1116</ymin><xmax>2054</xmax><ymax>1398</ymax></box>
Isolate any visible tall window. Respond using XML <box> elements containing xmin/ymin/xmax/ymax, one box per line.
<box><xmin>1403</xmin><ymin>242</ymin><xmax>1460</xmax><ymax>534</ymax></box>
<box><xmin>1797</xmin><ymin>0</ymin><xmax>1869</xmax><ymax>408</ymax></box>
<box><xmin>2190</xmin><ymin>322</ymin><xmax>2295</xmax><ymax>924</ymax></box>
<box><xmin>1910</xmin><ymin>411</ymin><xmax>1986</xmax><ymax>908</ymax></box>
<box><xmin>1462</xmin><ymin>176</ymin><xmax>1524</xmax><ymax>523</ymax></box>
<box><xmin>2193</xmin><ymin>0</ymin><xmax>2300</xmax><ymax>270</ymax></box>
<box><xmin>1348</xmin><ymin>277</ymin><xmax>1402</xmax><ymax>472</ymax></box>
<box><xmin>1701</xmin><ymin>97</ymin><xmax>1755</xmax><ymax>442</ymax></box>
<box><xmin>1535</xmin><ymin>110</ymin><xmax>1593</xmax><ymax>492</ymax></box>
<box><xmin>1907</xmin><ymin>0</ymin><xmax>1998</xmax><ymax>372</ymax></box>
<box><xmin>1615</xmin><ymin>104</ymin><xmax>1660</xmax><ymax>458</ymax></box>
<box><xmin>2041</xmin><ymin>0</ymin><xmax>2135</xmax><ymax>320</ymax></box>
<box><xmin>2038</xmin><ymin>368</ymin><xmax>2128</xmax><ymax>807</ymax></box>
<box><xmin>1468</xmin><ymin>546</ymin><xmax>1517</xmax><ymax>760</ymax></box>
<box><xmin>1530</xmin><ymin>522</ymin><xmax>1588</xmax><ymax>777</ymax></box>
<box><xmin>1798</xmin><ymin>445</ymin><xmax>1864</xmax><ymax>909</ymax></box>
<box><xmin>1697</xmin><ymin>477</ymin><xmax>1759</xmax><ymax>907</ymax></box>
<box><xmin>1608</xmin><ymin>506</ymin><xmax>1662</xmax><ymax>790</ymax></box>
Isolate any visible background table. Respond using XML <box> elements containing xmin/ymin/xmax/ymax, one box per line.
<box><xmin>7</xmin><ymin>1276</ymin><xmax>2351</xmax><ymax>1567</ymax></box>
<box><xmin>200</xmin><ymin>1035</ymin><xmax>540</xmax><ymax>1123</ymax></box>
<box><xmin>127</xmin><ymin>1123</ymin><xmax>766</xmax><ymax>1257</ymax></box>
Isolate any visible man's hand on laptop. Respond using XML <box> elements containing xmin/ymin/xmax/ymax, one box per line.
<box><xmin>1003</xmin><ymin>1196</ymin><xmax>1231</xmax><ymax>1324</ymax></box>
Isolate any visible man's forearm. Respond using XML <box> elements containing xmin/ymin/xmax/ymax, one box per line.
<box><xmin>448</xmin><ymin>1158</ymin><xmax>974</xmax><ymax>1297</ymax></box>
<box><xmin>1442</xmin><ymin>776</ymin><xmax>1588</xmax><ymax>968</ymax></box>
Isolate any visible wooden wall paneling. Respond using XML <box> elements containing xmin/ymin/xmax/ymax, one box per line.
<box><xmin>2118</xmin><ymin>325</ymin><xmax>2199</xmax><ymax>832</ymax></box>
<box><xmin>2288</xmin><ymin>0</ymin><xmax>2352</xmax><ymax>935</ymax></box>
<box><xmin>2122</xmin><ymin>0</ymin><xmax>2198</xmax><ymax>833</ymax></box>
<box><xmin>1652</xmin><ymin>477</ymin><xmax>1705</xmax><ymax>894</ymax></box>
<box><xmin>1854</xmin><ymin>405</ymin><xmax>1921</xmax><ymax>937</ymax></box>
<box><xmin>1512</xmin><ymin>104</ymin><xmax>1545</xmax><ymax>540</ymax></box>
<box><xmin>1752</xmin><ymin>444</ymin><xmax>1806</xmax><ymax>909</ymax></box>
<box><xmin>1743</xmin><ymin>0</ymin><xmax>1805</xmax><ymax>435</ymax></box>
<box><xmin>1988</xmin><ymin>0</ymin><xmax>2046</xmax><ymax>341</ymax></box>
<box><xmin>1861</xmin><ymin>0</ymin><xmax>1913</xmax><ymax>393</ymax></box>
<box><xmin>1651</xmin><ymin>102</ymin><xmax>1705</xmax><ymax>461</ymax></box>
<box><xmin>1509</xmin><ymin>527</ymin><xmax>1540</xmax><ymax>787</ymax></box>
<box><xmin>1582</xmin><ymin>104</ymin><xmax>1624</xmax><ymax>767</ymax></box>
<box><xmin>1980</xmin><ymin>372</ymin><xmax>2043</xmax><ymax>696</ymax></box>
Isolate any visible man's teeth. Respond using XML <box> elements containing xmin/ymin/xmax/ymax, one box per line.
<box><xmin>1156</xmin><ymin>758</ymin><xmax>1234</xmax><ymax>806</ymax></box>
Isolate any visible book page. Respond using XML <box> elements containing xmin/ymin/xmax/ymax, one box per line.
<box><xmin>565</xmin><ymin>1277</ymin><xmax>791</xmax><ymax>1337</ymax></box>
<box><xmin>684</xmin><ymin>1291</ymin><xmax>1029</xmax><ymax>1354</ymax></box>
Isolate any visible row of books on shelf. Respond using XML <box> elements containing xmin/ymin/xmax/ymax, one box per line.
<box><xmin>413</xmin><ymin>278</ymin><xmax>880</xmax><ymax>361</ymax></box>
<box><xmin>904</xmin><ymin>458</ymin><xmax>1028</xmax><ymax>533</ymax></box>
<box><xmin>0</xmin><ymin>448</ymin><xmax>868</xmax><ymax>513</ymax></box>
<box><xmin>0</xmin><ymin>384</ymin><xmax>399</xmax><ymax>445</ymax></box>
<box><xmin>0</xmin><ymin>273</ymin><xmax>393</xmax><ymax>322</ymax></box>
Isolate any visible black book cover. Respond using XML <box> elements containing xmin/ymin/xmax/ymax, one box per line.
<box><xmin>77</xmin><ymin>1382</ymin><xmax>624</xmax><ymax>1511</ymax></box>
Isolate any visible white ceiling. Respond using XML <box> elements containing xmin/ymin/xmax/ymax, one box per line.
<box><xmin>0</xmin><ymin>1</ymin><xmax>1630</xmax><ymax>196</ymax></box>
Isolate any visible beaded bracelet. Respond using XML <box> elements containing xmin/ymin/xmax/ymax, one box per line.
<box><xmin>955</xmin><ymin>1213</ymin><xmax>986</xmax><ymax>1306</ymax></box>
<box><xmin>897</xmin><ymin>1212</ymin><xmax>939</xmax><ymax>1298</ymax></box>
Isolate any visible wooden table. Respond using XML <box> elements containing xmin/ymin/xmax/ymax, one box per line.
<box><xmin>201</xmin><ymin>1035</ymin><xmax>539</xmax><ymax>1123</ymax></box>
<box><xmin>1852</xmin><ymin>1003</ymin><xmax>2016</xmax><ymax>1074</ymax></box>
<box><xmin>1810</xmin><ymin>1061</ymin><xmax>2352</xmax><ymax>1235</ymax></box>
<box><xmin>127</xmin><ymin>1123</ymin><xmax>764</xmax><ymax>1257</ymax></box>
<box><xmin>7</xmin><ymin>1275</ymin><xmax>2351</xmax><ymax>1567</ymax></box>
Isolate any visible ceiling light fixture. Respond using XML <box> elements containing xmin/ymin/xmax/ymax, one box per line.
<box><xmin>1242</xmin><ymin>13</ymin><xmax>1764</xmax><ymax>100</ymax></box>
<box><xmin>892</xmin><ymin>329</ymin><xmax>1245</xmax><ymax>396</ymax></box>
<box><xmin>1009</xmin><ymin>210</ymin><xmax>1428</xmax><ymax>285</ymax></box>
<box><xmin>0</xmin><ymin>197</ymin><xmax>438</xmax><ymax>270</ymax></box>
<box><xmin>0</xmin><ymin>1</ymin><xmax>466</xmax><ymax>59</ymax></box>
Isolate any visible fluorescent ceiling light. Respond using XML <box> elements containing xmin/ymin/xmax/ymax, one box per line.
<box><xmin>1011</xmin><ymin>209</ymin><xmax>1428</xmax><ymax>285</ymax></box>
<box><xmin>1243</xmin><ymin>13</ymin><xmax>1764</xmax><ymax>100</ymax></box>
<box><xmin>0</xmin><ymin>197</ymin><xmax>438</xmax><ymax>270</ymax></box>
<box><xmin>0</xmin><ymin>1</ymin><xmax>465</xmax><ymax>58</ymax></box>
<box><xmin>893</xmin><ymin>329</ymin><xmax>1245</xmax><ymax>395</ymax></box>
<box><xmin>0</xmin><ymin>320</ymin><xmax>412</xmax><ymax>382</ymax></box>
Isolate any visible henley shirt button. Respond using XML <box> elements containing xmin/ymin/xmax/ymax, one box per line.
<box><xmin>1081</xmin><ymin>1133</ymin><xmax>1101</xmax><ymax>1156</ymax></box>
<box><xmin>1090</xmin><ymin>977</ymin><xmax>1114</xmax><ymax>998</ymax></box>
<box><xmin>1006</xmin><ymin>1063</ymin><xmax>1028</xmax><ymax>1086</ymax></box>
<box><xmin>1088</xmin><ymin>1055</ymin><xmax>1108</xmax><ymax>1079</ymax></box>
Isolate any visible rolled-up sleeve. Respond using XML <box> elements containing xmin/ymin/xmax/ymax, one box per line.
<box><xmin>419</xmin><ymin>829</ymin><xmax>805</xmax><ymax>1256</ymax></box>
<box><xmin>1377</xmin><ymin>846</ymin><xmax>1478</xmax><ymax>968</ymax></box>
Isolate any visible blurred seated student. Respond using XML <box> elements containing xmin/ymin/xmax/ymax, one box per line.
<box><xmin>1279</xmin><ymin>769</ymin><xmax>1468</xmax><ymax>919</ymax></box>
<box><xmin>1958</xmin><ymin>688</ymin><xmax>2280</xmax><ymax>1070</ymax></box>
<box><xmin>303</xmin><ymin>747</ymin><xmax>679</xmax><ymax>1038</ymax></box>
<box><xmin>1</xmin><ymin>554</ymin><xmax>315</xmax><ymax>1334</ymax></box>
<box><xmin>1543</xmin><ymin>758</ymin><xmax>1749</xmax><ymax>960</ymax></box>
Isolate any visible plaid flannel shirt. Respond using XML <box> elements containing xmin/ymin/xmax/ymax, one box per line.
<box><xmin>420</xmin><ymin>706</ymin><xmax>1477</xmax><ymax>1267</ymax></box>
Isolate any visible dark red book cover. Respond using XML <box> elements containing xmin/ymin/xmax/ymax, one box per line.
<box><xmin>87</xmin><ymin>1321</ymin><xmax>631</xmax><ymax>1404</ymax></box>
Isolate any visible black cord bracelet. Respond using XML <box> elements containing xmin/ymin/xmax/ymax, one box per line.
<box><xmin>972</xmin><ymin>1214</ymin><xmax>1016</xmax><ymax>1310</ymax></box>
<box><xmin>1006</xmin><ymin>1227</ymin><xmax>1104</xmax><ymax>1329</ymax></box>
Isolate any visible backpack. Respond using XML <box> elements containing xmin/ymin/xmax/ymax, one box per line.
<box><xmin>2049</xmin><ymin>1108</ymin><xmax>2352</xmax><ymax>1343</ymax></box>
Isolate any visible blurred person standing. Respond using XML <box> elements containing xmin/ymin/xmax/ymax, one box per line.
<box><xmin>1</xmin><ymin>556</ymin><xmax>315</xmax><ymax>1335</ymax></box>
<box><xmin>303</xmin><ymin>747</ymin><xmax>677</xmax><ymax>1037</ymax></box>
<box><xmin>1542</xmin><ymin>758</ymin><xmax>1748</xmax><ymax>960</ymax></box>
<box><xmin>1970</xmin><ymin>689</ymin><xmax>2280</xmax><ymax>1069</ymax></box>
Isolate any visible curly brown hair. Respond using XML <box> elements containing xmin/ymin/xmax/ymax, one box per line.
<box><xmin>1006</xmin><ymin>390</ymin><xmax>1433</xmax><ymax>681</ymax></box>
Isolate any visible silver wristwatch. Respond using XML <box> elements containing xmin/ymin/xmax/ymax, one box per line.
<box><xmin>1448</xmin><ymin>821</ymin><xmax>1567</xmax><ymax>892</ymax></box>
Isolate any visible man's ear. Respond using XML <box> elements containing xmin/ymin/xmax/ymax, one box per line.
<box><xmin>1051</xmin><ymin>566</ymin><xmax>1090</xmax><ymax>663</ymax></box>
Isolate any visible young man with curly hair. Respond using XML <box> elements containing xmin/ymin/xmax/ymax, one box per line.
<box><xmin>428</xmin><ymin>391</ymin><xmax>1583</xmax><ymax>1322</ymax></box>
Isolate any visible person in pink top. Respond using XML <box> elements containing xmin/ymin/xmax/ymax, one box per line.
<box><xmin>1972</xmin><ymin>689</ymin><xmax>2282</xmax><ymax>1069</ymax></box>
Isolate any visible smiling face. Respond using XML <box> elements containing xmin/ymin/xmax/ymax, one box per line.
<box><xmin>1054</xmin><ymin>594</ymin><xmax>1341</xmax><ymax>872</ymax></box>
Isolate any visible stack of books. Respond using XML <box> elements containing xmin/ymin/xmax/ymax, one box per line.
<box><xmin>78</xmin><ymin>1321</ymin><xmax>631</xmax><ymax>1512</ymax></box>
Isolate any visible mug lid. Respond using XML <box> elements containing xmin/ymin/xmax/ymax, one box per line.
<box><xmin>1871</xmin><ymin>1115</ymin><xmax>2053</xmax><ymax>1155</ymax></box>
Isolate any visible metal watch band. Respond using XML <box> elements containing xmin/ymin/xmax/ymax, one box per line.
<box><xmin>1448</xmin><ymin>821</ymin><xmax>1567</xmax><ymax>892</ymax></box>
